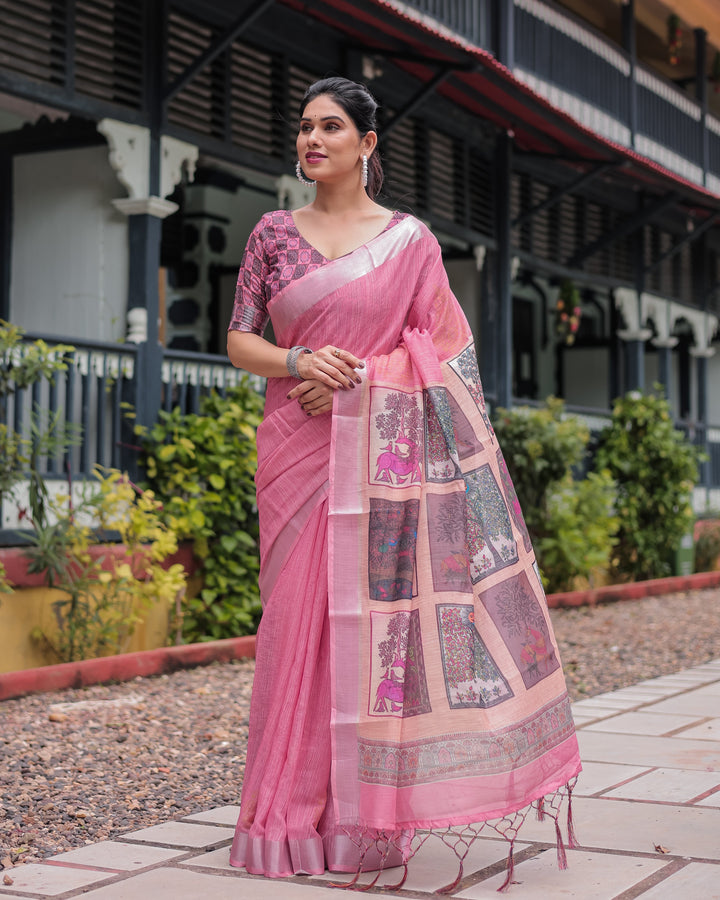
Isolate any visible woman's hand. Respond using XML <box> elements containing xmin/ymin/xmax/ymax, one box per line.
<box><xmin>287</xmin><ymin>379</ymin><xmax>335</xmax><ymax>416</ymax></box>
<box><xmin>295</xmin><ymin>345</ymin><xmax>364</xmax><ymax>390</ymax></box>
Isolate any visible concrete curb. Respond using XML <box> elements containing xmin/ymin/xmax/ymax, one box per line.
<box><xmin>3</xmin><ymin>569</ymin><xmax>720</xmax><ymax>702</ymax></box>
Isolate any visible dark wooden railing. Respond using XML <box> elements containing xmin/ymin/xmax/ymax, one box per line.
<box><xmin>0</xmin><ymin>335</ymin><xmax>263</xmax><ymax>539</ymax></box>
<box><xmin>404</xmin><ymin>0</ymin><xmax>492</xmax><ymax>48</ymax></box>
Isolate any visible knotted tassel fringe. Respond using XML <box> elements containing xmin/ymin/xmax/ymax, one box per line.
<box><xmin>555</xmin><ymin>818</ymin><xmax>568</xmax><ymax>870</ymax></box>
<box><xmin>566</xmin><ymin>783</ymin><xmax>579</xmax><ymax>849</ymax></box>
<box><xmin>536</xmin><ymin>797</ymin><xmax>545</xmax><ymax>822</ymax></box>
<box><xmin>497</xmin><ymin>839</ymin><xmax>515</xmax><ymax>893</ymax></box>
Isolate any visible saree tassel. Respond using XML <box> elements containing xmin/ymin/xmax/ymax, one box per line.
<box><xmin>437</xmin><ymin>858</ymin><xmax>464</xmax><ymax>894</ymax></box>
<box><xmin>497</xmin><ymin>840</ymin><xmax>515</xmax><ymax>893</ymax></box>
<box><xmin>555</xmin><ymin>818</ymin><xmax>568</xmax><ymax>870</ymax></box>
<box><xmin>383</xmin><ymin>864</ymin><xmax>408</xmax><ymax>891</ymax></box>
<box><xmin>536</xmin><ymin>797</ymin><xmax>545</xmax><ymax>821</ymax></box>
<box><xmin>566</xmin><ymin>784</ymin><xmax>579</xmax><ymax>849</ymax></box>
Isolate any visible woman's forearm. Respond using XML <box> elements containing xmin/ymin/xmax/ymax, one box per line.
<box><xmin>227</xmin><ymin>330</ymin><xmax>295</xmax><ymax>378</ymax></box>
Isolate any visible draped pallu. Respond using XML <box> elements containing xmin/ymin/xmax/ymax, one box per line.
<box><xmin>230</xmin><ymin>214</ymin><xmax>581</xmax><ymax>889</ymax></box>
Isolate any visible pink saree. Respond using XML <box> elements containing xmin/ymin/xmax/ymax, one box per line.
<box><xmin>229</xmin><ymin>213</ymin><xmax>581</xmax><ymax>891</ymax></box>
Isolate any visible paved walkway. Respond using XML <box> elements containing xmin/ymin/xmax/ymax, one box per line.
<box><xmin>3</xmin><ymin>660</ymin><xmax>720</xmax><ymax>899</ymax></box>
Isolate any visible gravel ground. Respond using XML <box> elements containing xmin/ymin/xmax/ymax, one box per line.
<box><xmin>2</xmin><ymin>588</ymin><xmax>720</xmax><ymax>868</ymax></box>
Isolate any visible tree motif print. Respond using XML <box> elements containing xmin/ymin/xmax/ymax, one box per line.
<box><xmin>436</xmin><ymin>604</ymin><xmax>513</xmax><ymax>709</ymax></box>
<box><xmin>426</xmin><ymin>492</ymin><xmax>472</xmax><ymax>593</ymax></box>
<box><xmin>480</xmin><ymin>572</ymin><xmax>560</xmax><ymax>688</ymax></box>
<box><xmin>496</xmin><ymin>449</ymin><xmax>532</xmax><ymax>552</ymax></box>
<box><xmin>448</xmin><ymin>345</ymin><xmax>495</xmax><ymax>441</ymax></box>
<box><xmin>495</xmin><ymin>577</ymin><xmax>546</xmax><ymax>638</ymax></box>
<box><xmin>368</xmin><ymin>498</ymin><xmax>419</xmax><ymax>601</ymax></box>
<box><xmin>424</xmin><ymin>388</ymin><xmax>461</xmax><ymax>482</ymax></box>
<box><xmin>374</xmin><ymin>390</ymin><xmax>423</xmax><ymax>486</ymax></box>
<box><xmin>371</xmin><ymin>610</ymin><xmax>431</xmax><ymax>718</ymax></box>
<box><xmin>434</xmin><ymin>492</ymin><xmax>466</xmax><ymax>543</ymax></box>
<box><xmin>464</xmin><ymin>466</ymin><xmax>518</xmax><ymax>582</ymax></box>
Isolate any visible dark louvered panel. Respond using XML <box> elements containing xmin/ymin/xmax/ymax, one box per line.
<box><xmin>167</xmin><ymin>10</ymin><xmax>225</xmax><ymax>139</ymax></box>
<box><xmin>510</xmin><ymin>172</ymin><xmax>529</xmax><ymax>252</ymax></box>
<box><xmin>383</xmin><ymin>117</ymin><xmax>418</xmax><ymax>208</ymax></box>
<box><xmin>467</xmin><ymin>149</ymin><xmax>493</xmax><ymax>236</ymax></box>
<box><xmin>676</xmin><ymin>244</ymin><xmax>693</xmax><ymax>306</ymax></box>
<box><xmin>608</xmin><ymin>211</ymin><xmax>633</xmax><ymax>283</ymax></box>
<box><xmin>0</xmin><ymin>0</ymin><xmax>66</xmax><ymax>86</ymax></box>
<box><xmin>427</xmin><ymin>128</ymin><xmax>456</xmax><ymax>221</ymax></box>
<box><xmin>584</xmin><ymin>202</ymin><xmax>608</xmax><ymax>277</ymax></box>
<box><xmin>286</xmin><ymin>63</ymin><xmax>318</xmax><ymax>161</ymax></box>
<box><xmin>556</xmin><ymin>194</ymin><xmax>577</xmax><ymax>266</ymax></box>
<box><xmin>529</xmin><ymin>181</ymin><xmax>552</xmax><ymax>261</ymax></box>
<box><xmin>74</xmin><ymin>0</ymin><xmax>143</xmax><ymax>109</ymax></box>
<box><xmin>230</xmin><ymin>43</ymin><xmax>275</xmax><ymax>156</ymax></box>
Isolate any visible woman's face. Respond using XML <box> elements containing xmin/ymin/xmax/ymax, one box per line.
<box><xmin>297</xmin><ymin>94</ymin><xmax>369</xmax><ymax>184</ymax></box>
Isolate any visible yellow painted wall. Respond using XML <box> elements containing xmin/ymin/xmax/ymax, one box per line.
<box><xmin>0</xmin><ymin>586</ymin><xmax>172</xmax><ymax>673</ymax></box>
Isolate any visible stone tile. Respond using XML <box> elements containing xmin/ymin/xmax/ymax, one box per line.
<box><xmin>183</xmin><ymin>806</ymin><xmax>241</xmax><ymax>826</ymax></box>
<box><xmin>570</xmin><ymin>701</ymin><xmax>626</xmax><ymax>718</ymax></box>
<box><xmin>696</xmin><ymin>791</ymin><xmax>720</xmax><ymax>807</ymax></box>
<box><xmin>514</xmin><ymin>797</ymin><xmax>720</xmax><ymax>859</ymax></box>
<box><xmin>577</xmin><ymin>730</ymin><xmax>720</xmax><ymax>771</ymax></box>
<box><xmin>636</xmin><ymin>862</ymin><xmax>720</xmax><ymax>899</ymax></box>
<box><xmin>0</xmin><ymin>863</ymin><xmax>114</xmax><ymax>895</ymax></box>
<box><xmin>583</xmin><ymin>712</ymin><xmax>703</xmax><ymax>736</ymax></box>
<box><xmin>674</xmin><ymin>718</ymin><xmax>720</xmax><ymax>741</ymax></box>
<box><xmin>603</xmin><ymin>768</ymin><xmax>720</xmax><ymax>803</ymax></box>
<box><xmin>571</xmin><ymin>715</ymin><xmax>601</xmax><ymax>727</ymax></box>
<box><xmin>589</xmin><ymin>692</ymin><xmax>648</xmax><ymax>707</ymax></box>
<box><xmin>77</xmin><ymin>867</ymin><xmax>386</xmax><ymax>899</ymax></box>
<box><xmin>456</xmin><ymin>849</ymin><xmax>667</xmax><ymax>898</ymax></box>
<box><xmin>314</xmin><ymin>834</ymin><xmax>526</xmax><ymax>894</ymax></box>
<box><xmin>180</xmin><ymin>847</ymin><xmax>235</xmax><ymax>871</ymax></box>
<box><xmin>641</xmin><ymin>691</ymin><xmax>720</xmax><ymax>717</ymax></box>
<box><xmin>574</xmin><ymin>695</ymin><xmax>640</xmax><ymax>710</ymax></box>
<box><xmin>48</xmin><ymin>840</ymin><xmax>187</xmax><ymax>870</ymax></box>
<box><xmin>572</xmin><ymin>762</ymin><xmax>652</xmax><ymax>796</ymax></box>
<box><xmin>120</xmin><ymin>821</ymin><xmax>234</xmax><ymax>848</ymax></box>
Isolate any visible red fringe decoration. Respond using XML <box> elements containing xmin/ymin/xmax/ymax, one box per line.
<box><xmin>566</xmin><ymin>784</ymin><xmax>579</xmax><ymax>849</ymax></box>
<box><xmin>555</xmin><ymin>818</ymin><xmax>568</xmax><ymax>870</ymax></box>
<box><xmin>438</xmin><ymin>859</ymin><xmax>463</xmax><ymax>894</ymax></box>
<box><xmin>497</xmin><ymin>839</ymin><xmax>515</xmax><ymax>893</ymax></box>
<box><xmin>536</xmin><ymin>797</ymin><xmax>545</xmax><ymax>821</ymax></box>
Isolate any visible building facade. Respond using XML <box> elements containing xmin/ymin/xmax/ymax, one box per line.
<box><xmin>2</xmin><ymin>0</ymin><xmax>720</xmax><ymax>530</ymax></box>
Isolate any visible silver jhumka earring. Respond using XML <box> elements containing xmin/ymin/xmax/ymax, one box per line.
<box><xmin>295</xmin><ymin>161</ymin><xmax>316</xmax><ymax>187</ymax></box>
<box><xmin>362</xmin><ymin>154</ymin><xmax>369</xmax><ymax>188</ymax></box>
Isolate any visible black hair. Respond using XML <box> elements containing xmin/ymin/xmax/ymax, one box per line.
<box><xmin>299</xmin><ymin>76</ymin><xmax>384</xmax><ymax>199</ymax></box>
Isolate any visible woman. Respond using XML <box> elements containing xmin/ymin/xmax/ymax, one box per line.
<box><xmin>227</xmin><ymin>76</ymin><xmax>581</xmax><ymax>891</ymax></box>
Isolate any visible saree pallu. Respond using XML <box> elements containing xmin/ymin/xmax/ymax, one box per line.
<box><xmin>230</xmin><ymin>215</ymin><xmax>582</xmax><ymax>891</ymax></box>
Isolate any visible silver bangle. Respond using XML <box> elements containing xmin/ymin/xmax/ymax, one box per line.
<box><xmin>286</xmin><ymin>345</ymin><xmax>312</xmax><ymax>379</ymax></box>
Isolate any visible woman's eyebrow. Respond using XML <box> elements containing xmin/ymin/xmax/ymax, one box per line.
<box><xmin>300</xmin><ymin>115</ymin><xmax>345</xmax><ymax>123</ymax></box>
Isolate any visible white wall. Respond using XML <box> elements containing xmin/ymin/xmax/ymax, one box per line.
<box><xmin>444</xmin><ymin>257</ymin><xmax>480</xmax><ymax>340</ymax></box>
<box><xmin>11</xmin><ymin>145</ymin><xmax>128</xmax><ymax>342</ymax></box>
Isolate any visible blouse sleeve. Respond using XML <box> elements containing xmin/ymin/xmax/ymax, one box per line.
<box><xmin>228</xmin><ymin>219</ymin><xmax>270</xmax><ymax>335</ymax></box>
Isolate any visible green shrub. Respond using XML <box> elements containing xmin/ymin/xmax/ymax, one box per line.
<box><xmin>492</xmin><ymin>396</ymin><xmax>589</xmax><ymax>537</ymax></box>
<box><xmin>593</xmin><ymin>390</ymin><xmax>701</xmax><ymax>581</ymax></box>
<box><xmin>694</xmin><ymin>521</ymin><xmax>720</xmax><ymax>573</ymax></box>
<box><xmin>138</xmin><ymin>381</ymin><xmax>265</xmax><ymax>642</ymax></box>
<box><xmin>537</xmin><ymin>470</ymin><xmax>619</xmax><ymax>593</ymax></box>
<box><xmin>493</xmin><ymin>397</ymin><xmax>618</xmax><ymax>590</ymax></box>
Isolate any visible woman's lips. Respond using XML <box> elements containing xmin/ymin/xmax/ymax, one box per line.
<box><xmin>305</xmin><ymin>154</ymin><xmax>326</xmax><ymax>163</ymax></box>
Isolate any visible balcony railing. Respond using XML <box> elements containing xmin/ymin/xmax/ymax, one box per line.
<box><xmin>402</xmin><ymin>0</ymin><xmax>492</xmax><ymax>49</ymax></box>
<box><xmin>0</xmin><ymin>335</ymin><xmax>264</xmax><ymax>539</ymax></box>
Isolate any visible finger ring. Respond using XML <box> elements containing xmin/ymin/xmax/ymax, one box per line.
<box><xmin>333</xmin><ymin>348</ymin><xmax>342</xmax><ymax>358</ymax></box>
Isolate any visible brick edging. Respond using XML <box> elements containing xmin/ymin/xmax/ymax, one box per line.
<box><xmin>3</xmin><ymin>569</ymin><xmax>720</xmax><ymax>701</ymax></box>
<box><xmin>0</xmin><ymin>635</ymin><xmax>256</xmax><ymax>701</ymax></box>
<box><xmin>546</xmin><ymin>569</ymin><xmax>720</xmax><ymax>608</ymax></box>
